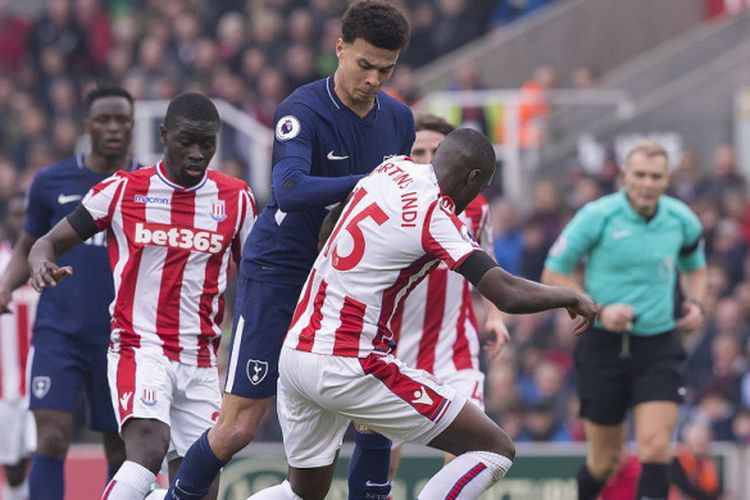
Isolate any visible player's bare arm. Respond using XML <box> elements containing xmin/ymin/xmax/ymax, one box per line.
<box><xmin>676</xmin><ymin>267</ymin><xmax>708</xmax><ymax>332</ymax></box>
<box><xmin>463</xmin><ymin>252</ymin><xmax>597</xmax><ymax>335</ymax></box>
<box><xmin>28</xmin><ymin>205</ymin><xmax>98</xmax><ymax>291</ymax></box>
<box><xmin>0</xmin><ymin>232</ymin><xmax>37</xmax><ymax>313</ymax></box>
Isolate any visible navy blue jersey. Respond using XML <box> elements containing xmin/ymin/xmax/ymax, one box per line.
<box><xmin>24</xmin><ymin>155</ymin><xmax>140</xmax><ymax>344</ymax></box>
<box><xmin>242</xmin><ymin>77</ymin><xmax>416</xmax><ymax>286</ymax></box>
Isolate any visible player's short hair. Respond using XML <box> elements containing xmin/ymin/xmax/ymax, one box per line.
<box><xmin>438</xmin><ymin>128</ymin><xmax>496</xmax><ymax>175</ymax></box>
<box><xmin>84</xmin><ymin>85</ymin><xmax>134</xmax><ymax>113</ymax></box>
<box><xmin>164</xmin><ymin>92</ymin><xmax>220</xmax><ymax>129</ymax></box>
<box><xmin>415</xmin><ymin>114</ymin><xmax>455</xmax><ymax>136</ymax></box>
<box><xmin>624</xmin><ymin>139</ymin><xmax>668</xmax><ymax>165</ymax></box>
<box><xmin>341</xmin><ymin>0</ymin><xmax>410</xmax><ymax>51</ymax></box>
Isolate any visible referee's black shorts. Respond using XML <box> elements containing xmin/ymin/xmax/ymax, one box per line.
<box><xmin>575</xmin><ymin>327</ymin><xmax>687</xmax><ymax>425</ymax></box>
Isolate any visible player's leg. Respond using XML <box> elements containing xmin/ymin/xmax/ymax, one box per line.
<box><xmin>86</xmin><ymin>340</ymin><xmax>126</xmax><ymax>481</ymax></box>
<box><xmin>631</xmin><ymin>331</ymin><xmax>686</xmax><ymax>500</ymax></box>
<box><xmin>389</xmin><ymin>441</ymin><xmax>404</xmax><ymax>481</ymax></box>
<box><xmin>0</xmin><ymin>400</ymin><xmax>32</xmax><ymax>500</ymax></box>
<box><xmin>579</xmin><ymin>420</ymin><xmax>626</xmax><ymax>499</ymax></box>
<box><xmin>103</xmin><ymin>348</ymin><xmax>174</xmax><ymax>499</ymax></box>
<box><xmin>249</xmin><ymin>347</ymin><xmax>351</xmax><ymax>499</ymax></box>
<box><xmin>103</xmin><ymin>418</ymin><xmax>171</xmax><ymax>500</ymax></box>
<box><xmin>419</xmin><ymin>401</ymin><xmax>515</xmax><ymax>498</ymax></box>
<box><xmin>27</xmin><ymin>336</ymin><xmax>85</xmax><ymax>500</ymax></box>
<box><xmin>348</xmin><ymin>424</ymin><xmax>392</xmax><ymax>500</ymax></box>
<box><xmin>574</xmin><ymin>328</ymin><xmax>631</xmax><ymax>500</ymax></box>
<box><xmin>633</xmin><ymin>401</ymin><xmax>679</xmax><ymax>500</ymax></box>
<box><xmin>166</xmin><ymin>278</ymin><xmax>297</xmax><ymax>500</ymax></box>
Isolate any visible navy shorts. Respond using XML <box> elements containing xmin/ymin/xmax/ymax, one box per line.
<box><xmin>224</xmin><ymin>276</ymin><xmax>301</xmax><ymax>399</ymax></box>
<box><xmin>575</xmin><ymin>328</ymin><xmax>687</xmax><ymax>425</ymax></box>
<box><xmin>28</xmin><ymin>330</ymin><xmax>118</xmax><ymax>433</ymax></box>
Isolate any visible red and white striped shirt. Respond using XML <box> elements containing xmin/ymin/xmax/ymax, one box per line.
<box><xmin>0</xmin><ymin>241</ymin><xmax>36</xmax><ymax>400</ymax></box>
<box><xmin>392</xmin><ymin>196</ymin><xmax>492</xmax><ymax>378</ymax></box>
<box><xmin>285</xmin><ymin>157</ymin><xmax>482</xmax><ymax>358</ymax></box>
<box><xmin>82</xmin><ymin>162</ymin><xmax>256</xmax><ymax>367</ymax></box>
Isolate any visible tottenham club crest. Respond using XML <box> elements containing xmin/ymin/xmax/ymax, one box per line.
<box><xmin>32</xmin><ymin>376</ymin><xmax>51</xmax><ymax>399</ymax></box>
<box><xmin>246</xmin><ymin>359</ymin><xmax>269</xmax><ymax>385</ymax></box>
<box><xmin>275</xmin><ymin>115</ymin><xmax>301</xmax><ymax>141</ymax></box>
<box><xmin>211</xmin><ymin>200</ymin><xmax>227</xmax><ymax>222</ymax></box>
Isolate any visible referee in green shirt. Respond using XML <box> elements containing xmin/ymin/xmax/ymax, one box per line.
<box><xmin>543</xmin><ymin>140</ymin><xmax>707</xmax><ymax>500</ymax></box>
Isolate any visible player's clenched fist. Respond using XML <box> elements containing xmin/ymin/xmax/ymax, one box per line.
<box><xmin>30</xmin><ymin>261</ymin><xmax>73</xmax><ymax>292</ymax></box>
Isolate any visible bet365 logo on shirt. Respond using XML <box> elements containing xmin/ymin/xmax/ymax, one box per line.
<box><xmin>134</xmin><ymin>222</ymin><xmax>225</xmax><ymax>254</ymax></box>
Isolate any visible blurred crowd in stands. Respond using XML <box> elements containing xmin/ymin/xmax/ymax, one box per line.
<box><xmin>2</xmin><ymin>0</ymin><xmax>750</xmax><ymax>453</ymax></box>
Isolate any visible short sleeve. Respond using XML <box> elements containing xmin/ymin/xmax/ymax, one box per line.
<box><xmin>422</xmin><ymin>196</ymin><xmax>481</xmax><ymax>270</ymax></box>
<box><xmin>677</xmin><ymin>208</ymin><xmax>706</xmax><ymax>273</ymax></box>
<box><xmin>81</xmin><ymin>173</ymin><xmax>127</xmax><ymax>231</ymax></box>
<box><xmin>24</xmin><ymin>172</ymin><xmax>52</xmax><ymax>237</ymax></box>
<box><xmin>544</xmin><ymin>203</ymin><xmax>603</xmax><ymax>274</ymax></box>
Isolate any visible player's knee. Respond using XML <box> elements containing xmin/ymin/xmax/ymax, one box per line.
<box><xmin>482</xmin><ymin>426</ymin><xmax>515</xmax><ymax>461</ymax></box>
<box><xmin>35</xmin><ymin>422</ymin><xmax>72</xmax><ymax>458</ymax></box>
<box><xmin>638</xmin><ymin>433</ymin><xmax>672</xmax><ymax>463</ymax></box>
<box><xmin>590</xmin><ymin>450</ymin><xmax>622</xmax><ymax>479</ymax></box>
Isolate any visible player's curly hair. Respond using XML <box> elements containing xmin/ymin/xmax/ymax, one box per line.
<box><xmin>164</xmin><ymin>92</ymin><xmax>220</xmax><ymax>129</ymax></box>
<box><xmin>415</xmin><ymin>114</ymin><xmax>455</xmax><ymax>136</ymax></box>
<box><xmin>342</xmin><ymin>0</ymin><xmax>410</xmax><ymax>51</ymax></box>
<box><xmin>84</xmin><ymin>85</ymin><xmax>134</xmax><ymax>113</ymax></box>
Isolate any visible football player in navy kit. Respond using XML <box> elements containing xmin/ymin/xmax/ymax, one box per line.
<box><xmin>167</xmin><ymin>2</ymin><xmax>414</xmax><ymax>499</ymax></box>
<box><xmin>0</xmin><ymin>86</ymin><xmax>138</xmax><ymax>499</ymax></box>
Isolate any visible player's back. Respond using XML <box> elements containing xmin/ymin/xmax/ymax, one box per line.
<box><xmin>242</xmin><ymin>77</ymin><xmax>415</xmax><ymax>287</ymax></box>
<box><xmin>286</xmin><ymin>157</ymin><xmax>480</xmax><ymax>358</ymax></box>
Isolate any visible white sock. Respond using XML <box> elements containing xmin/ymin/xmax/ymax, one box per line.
<box><xmin>101</xmin><ymin>460</ymin><xmax>156</xmax><ymax>500</ymax></box>
<box><xmin>144</xmin><ymin>487</ymin><xmax>167</xmax><ymax>499</ymax></box>
<box><xmin>247</xmin><ymin>480</ymin><xmax>302</xmax><ymax>499</ymax></box>
<box><xmin>418</xmin><ymin>451</ymin><xmax>513</xmax><ymax>499</ymax></box>
<box><xmin>4</xmin><ymin>480</ymin><xmax>29</xmax><ymax>500</ymax></box>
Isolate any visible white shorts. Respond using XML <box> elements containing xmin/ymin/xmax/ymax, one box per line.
<box><xmin>441</xmin><ymin>369</ymin><xmax>485</xmax><ymax>411</ymax></box>
<box><xmin>277</xmin><ymin>347</ymin><xmax>466</xmax><ymax>468</ymax></box>
<box><xmin>107</xmin><ymin>347</ymin><xmax>221</xmax><ymax>459</ymax></box>
<box><xmin>0</xmin><ymin>399</ymin><xmax>35</xmax><ymax>464</ymax></box>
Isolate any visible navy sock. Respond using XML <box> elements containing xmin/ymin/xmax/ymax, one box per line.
<box><xmin>348</xmin><ymin>430</ymin><xmax>392</xmax><ymax>500</ymax></box>
<box><xmin>165</xmin><ymin>430</ymin><xmax>226</xmax><ymax>500</ymax></box>
<box><xmin>576</xmin><ymin>464</ymin><xmax>606</xmax><ymax>500</ymax></box>
<box><xmin>636</xmin><ymin>462</ymin><xmax>670</xmax><ymax>500</ymax></box>
<box><xmin>29</xmin><ymin>453</ymin><xmax>64</xmax><ymax>500</ymax></box>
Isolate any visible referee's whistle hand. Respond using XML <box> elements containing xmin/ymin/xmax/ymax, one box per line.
<box><xmin>676</xmin><ymin>301</ymin><xmax>704</xmax><ymax>333</ymax></box>
<box><xmin>599</xmin><ymin>304</ymin><xmax>636</xmax><ymax>333</ymax></box>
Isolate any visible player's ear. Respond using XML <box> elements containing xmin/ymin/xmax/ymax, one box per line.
<box><xmin>335</xmin><ymin>38</ymin><xmax>344</xmax><ymax>59</ymax></box>
<box><xmin>159</xmin><ymin>124</ymin><xmax>168</xmax><ymax>146</ymax></box>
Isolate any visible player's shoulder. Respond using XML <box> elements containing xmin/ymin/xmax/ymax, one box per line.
<box><xmin>577</xmin><ymin>191</ymin><xmax>625</xmax><ymax>220</ymax></box>
<box><xmin>277</xmin><ymin>78</ymin><xmax>327</xmax><ymax>114</ymax></box>
<box><xmin>660</xmin><ymin>194</ymin><xmax>701</xmax><ymax>228</ymax></box>
<box><xmin>206</xmin><ymin>170</ymin><xmax>251</xmax><ymax>192</ymax></box>
<box><xmin>32</xmin><ymin>156</ymin><xmax>80</xmax><ymax>181</ymax></box>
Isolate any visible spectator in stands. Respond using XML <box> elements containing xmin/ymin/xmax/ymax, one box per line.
<box><xmin>571</xmin><ymin>64</ymin><xmax>600</xmax><ymax>89</ymax></box>
<box><xmin>492</xmin><ymin>199</ymin><xmax>524</xmax><ymax>275</ymax></box>
<box><xmin>697</xmin><ymin>144</ymin><xmax>745</xmax><ymax>200</ymax></box>
<box><xmin>489</xmin><ymin>0</ymin><xmax>553</xmax><ymax>28</ymax></box>
<box><xmin>670</xmin><ymin>420</ymin><xmax>724</xmax><ymax>500</ymax></box>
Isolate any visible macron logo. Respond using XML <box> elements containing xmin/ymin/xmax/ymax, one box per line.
<box><xmin>411</xmin><ymin>386</ymin><xmax>434</xmax><ymax>406</ymax></box>
<box><xmin>134</xmin><ymin>194</ymin><xmax>170</xmax><ymax>205</ymax></box>
<box><xmin>327</xmin><ymin>150</ymin><xmax>349</xmax><ymax>161</ymax></box>
<box><xmin>119</xmin><ymin>391</ymin><xmax>132</xmax><ymax>411</ymax></box>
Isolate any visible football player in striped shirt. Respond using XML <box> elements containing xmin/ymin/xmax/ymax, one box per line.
<box><xmin>27</xmin><ymin>93</ymin><xmax>256</xmax><ymax>500</ymax></box>
<box><xmin>250</xmin><ymin>129</ymin><xmax>596</xmax><ymax>499</ymax></box>
<box><xmin>0</xmin><ymin>192</ymin><xmax>37</xmax><ymax>500</ymax></box>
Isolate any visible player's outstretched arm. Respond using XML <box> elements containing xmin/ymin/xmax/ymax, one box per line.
<box><xmin>459</xmin><ymin>251</ymin><xmax>597</xmax><ymax>336</ymax></box>
<box><xmin>28</xmin><ymin>208</ymin><xmax>94</xmax><ymax>292</ymax></box>
<box><xmin>0</xmin><ymin>232</ymin><xmax>37</xmax><ymax>313</ymax></box>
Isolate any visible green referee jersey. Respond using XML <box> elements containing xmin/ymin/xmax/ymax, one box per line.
<box><xmin>545</xmin><ymin>190</ymin><xmax>706</xmax><ymax>336</ymax></box>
